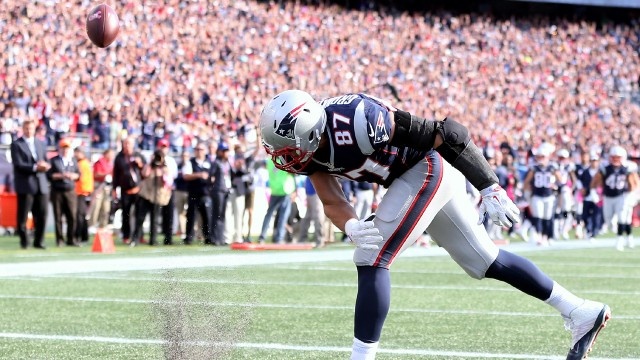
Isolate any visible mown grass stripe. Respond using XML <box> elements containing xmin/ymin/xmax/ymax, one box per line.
<box><xmin>0</xmin><ymin>294</ymin><xmax>638</xmax><ymax>320</ymax></box>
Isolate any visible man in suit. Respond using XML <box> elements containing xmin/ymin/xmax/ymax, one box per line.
<box><xmin>112</xmin><ymin>136</ymin><xmax>145</xmax><ymax>244</ymax></box>
<box><xmin>10</xmin><ymin>119</ymin><xmax>51</xmax><ymax>249</ymax></box>
<box><xmin>48</xmin><ymin>138</ymin><xmax>80</xmax><ymax>246</ymax></box>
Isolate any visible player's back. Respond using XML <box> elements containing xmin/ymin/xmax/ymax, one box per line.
<box><xmin>304</xmin><ymin>94</ymin><xmax>427</xmax><ymax>187</ymax></box>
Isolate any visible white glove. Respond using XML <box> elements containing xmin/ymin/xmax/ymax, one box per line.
<box><xmin>345</xmin><ymin>215</ymin><xmax>383</xmax><ymax>250</ymax></box>
<box><xmin>477</xmin><ymin>184</ymin><xmax>520</xmax><ymax>227</ymax></box>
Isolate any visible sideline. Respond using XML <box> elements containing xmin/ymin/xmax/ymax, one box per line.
<box><xmin>0</xmin><ymin>238</ymin><xmax>622</xmax><ymax>277</ymax></box>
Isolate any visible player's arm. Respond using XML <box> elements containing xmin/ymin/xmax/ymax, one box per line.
<box><xmin>309</xmin><ymin>172</ymin><xmax>357</xmax><ymax>232</ymax></box>
<box><xmin>628</xmin><ymin>171</ymin><xmax>639</xmax><ymax>192</ymax></box>
<box><xmin>388</xmin><ymin>110</ymin><xmax>518</xmax><ymax>226</ymax></box>
<box><xmin>388</xmin><ymin>110</ymin><xmax>498</xmax><ymax>190</ymax></box>
<box><xmin>522</xmin><ymin>170</ymin><xmax>534</xmax><ymax>198</ymax></box>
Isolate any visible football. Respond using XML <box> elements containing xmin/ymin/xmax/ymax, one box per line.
<box><xmin>85</xmin><ymin>3</ymin><xmax>120</xmax><ymax>48</ymax></box>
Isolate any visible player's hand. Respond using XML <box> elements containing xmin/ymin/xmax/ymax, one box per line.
<box><xmin>478</xmin><ymin>184</ymin><xmax>520</xmax><ymax>227</ymax></box>
<box><xmin>345</xmin><ymin>215</ymin><xmax>383</xmax><ymax>250</ymax></box>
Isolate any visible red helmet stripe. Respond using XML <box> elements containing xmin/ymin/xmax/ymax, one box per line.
<box><xmin>289</xmin><ymin>102</ymin><xmax>306</xmax><ymax>118</ymax></box>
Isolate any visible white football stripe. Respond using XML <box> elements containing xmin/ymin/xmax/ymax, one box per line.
<box><xmin>34</xmin><ymin>273</ymin><xmax>640</xmax><ymax>296</ymax></box>
<box><xmin>0</xmin><ymin>332</ymin><xmax>628</xmax><ymax>360</ymax></box>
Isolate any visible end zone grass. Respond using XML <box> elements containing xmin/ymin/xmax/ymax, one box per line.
<box><xmin>0</xmin><ymin>235</ymin><xmax>638</xmax><ymax>359</ymax></box>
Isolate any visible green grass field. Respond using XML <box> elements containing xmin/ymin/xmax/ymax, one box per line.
<box><xmin>0</xmin><ymin>235</ymin><xmax>638</xmax><ymax>360</ymax></box>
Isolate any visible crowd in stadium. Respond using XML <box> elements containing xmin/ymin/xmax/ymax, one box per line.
<box><xmin>0</xmin><ymin>0</ymin><xmax>639</xmax><ymax>248</ymax></box>
<box><xmin>1</xmin><ymin>0</ymin><xmax>639</xmax><ymax>157</ymax></box>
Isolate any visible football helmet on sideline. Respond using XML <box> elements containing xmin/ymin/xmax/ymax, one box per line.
<box><xmin>259</xmin><ymin>90</ymin><xmax>327</xmax><ymax>173</ymax></box>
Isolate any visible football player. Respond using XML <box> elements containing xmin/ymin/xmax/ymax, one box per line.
<box><xmin>555</xmin><ymin>149</ymin><xmax>578</xmax><ymax>240</ymax></box>
<box><xmin>259</xmin><ymin>90</ymin><xmax>610</xmax><ymax>360</ymax></box>
<box><xmin>522</xmin><ymin>143</ymin><xmax>561</xmax><ymax>246</ymax></box>
<box><xmin>591</xmin><ymin>146</ymin><xmax>639</xmax><ymax>250</ymax></box>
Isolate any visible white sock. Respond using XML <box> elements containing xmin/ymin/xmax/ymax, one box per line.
<box><xmin>545</xmin><ymin>282</ymin><xmax>585</xmax><ymax>317</ymax></box>
<box><xmin>351</xmin><ymin>337</ymin><xmax>379</xmax><ymax>360</ymax></box>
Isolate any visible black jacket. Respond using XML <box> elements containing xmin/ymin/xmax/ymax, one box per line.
<box><xmin>10</xmin><ymin>137</ymin><xmax>50</xmax><ymax>195</ymax></box>
<box><xmin>113</xmin><ymin>151</ymin><xmax>145</xmax><ymax>192</ymax></box>
<box><xmin>47</xmin><ymin>155</ymin><xmax>80</xmax><ymax>192</ymax></box>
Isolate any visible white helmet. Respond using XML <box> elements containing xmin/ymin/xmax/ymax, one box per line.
<box><xmin>534</xmin><ymin>142</ymin><xmax>555</xmax><ymax>157</ymax></box>
<box><xmin>259</xmin><ymin>90</ymin><xmax>327</xmax><ymax>173</ymax></box>
<box><xmin>557</xmin><ymin>148</ymin><xmax>570</xmax><ymax>159</ymax></box>
<box><xmin>609</xmin><ymin>145</ymin><xmax>627</xmax><ymax>158</ymax></box>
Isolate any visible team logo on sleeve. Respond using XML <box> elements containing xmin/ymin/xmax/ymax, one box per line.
<box><xmin>276</xmin><ymin>102</ymin><xmax>306</xmax><ymax>140</ymax></box>
<box><xmin>372</xmin><ymin>111</ymin><xmax>389</xmax><ymax>144</ymax></box>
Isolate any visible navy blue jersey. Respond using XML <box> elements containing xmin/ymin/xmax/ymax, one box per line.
<box><xmin>557</xmin><ymin>162</ymin><xmax>575</xmax><ymax>189</ymax></box>
<box><xmin>577</xmin><ymin>167</ymin><xmax>597</xmax><ymax>195</ymax></box>
<box><xmin>529</xmin><ymin>164</ymin><xmax>558</xmax><ymax>197</ymax></box>
<box><xmin>303</xmin><ymin>94</ymin><xmax>427</xmax><ymax>187</ymax></box>
<box><xmin>602</xmin><ymin>164</ymin><xmax>629</xmax><ymax>197</ymax></box>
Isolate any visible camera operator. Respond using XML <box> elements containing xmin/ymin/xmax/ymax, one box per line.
<box><xmin>157</xmin><ymin>139</ymin><xmax>177</xmax><ymax>245</ymax></box>
<box><xmin>132</xmin><ymin>149</ymin><xmax>172</xmax><ymax>246</ymax></box>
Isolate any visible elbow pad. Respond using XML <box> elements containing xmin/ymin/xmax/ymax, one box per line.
<box><xmin>390</xmin><ymin>113</ymin><xmax>498</xmax><ymax>190</ymax></box>
<box><xmin>434</xmin><ymin>118</ymin><xmax>497</xmax><ymax>189</ymax></box>
<box><xmin>433</xmin><ymin>118</ymin><xmax>471</xmax><ymax>163</ymax></box>
<box><xmin>389</xmin><ymin>110</ymin><xmax>438</xmax><ymax>150</ymax></box>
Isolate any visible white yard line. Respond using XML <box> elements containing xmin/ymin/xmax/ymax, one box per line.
<box><xmin>32</xmin><ymin>273</ymin><xmax>640</xmax><ymax>296</ymax></box>
<box><xmin>0</xmin><ymin>239</ymin><xmax>625</xmax><ymax>278</ymax></box>
<box><xmin>0</xmin><ymin>332</ymin><xmax>630</xmax><ymax>360</ymax></box>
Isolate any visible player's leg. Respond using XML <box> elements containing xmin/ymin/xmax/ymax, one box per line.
<box><xmin>350</xmin><ymin>153</ymin><xmax>454</xmax><ymax>360</ymax></box>
<box><xmin>529</xmin><ymin>196</ymin><xmax>545</xmax><ymax>245</ymax></box>
<box><xmin>427</xmin><ymin>173</ymin><xmax>610</xmax><ymax>360</ymax></box>
<box><xmin>602</xmin><ymin>196</ymin><xmax>615</xmax><ymax>234</ymax></box>
<box><xmin>542</xmin><ymin>195</ymin><xmax>556</xmax><ymax>244</ymax></box>
<box><xmin>617</xmin><ymin>194</ymin><xmax>634</xmax><ymax>250</ymax></box>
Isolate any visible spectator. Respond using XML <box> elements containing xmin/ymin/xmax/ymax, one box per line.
<box><xmin>91</xmin><ymin>110</ymin><xmax>111</xmax><ymax>150</ymax></box>
<box><xmin>297</xmin><ymin>177</ymin><xmax>326</xmax><ymax>247</ymax></box>
<box><xmin>238</xmin><ymin>138</ymin><xmax>262</xmax><ymax>242</ymax></box>
<box><xmin>210</xmin><ymin>142</ymin><xmax>232</xmax><ymax>245</ymax></box>
<box><xmin>74</xmin><ymin>146</ymin><xmax>94</xmax><ymax>245</ymax></box>
<box><xmin>1</xmin><ymin>1</ymin><xmax>639</xmax><ymax>158</ymax></box>
<box><xmin>229</xmin><ymin>145</ymin><xmax>251</xmax><ymax>244</ymax></box>
<box><xmin>133</xmin><ymin>149</ymin><xmax>172</xmax><ymax>246</ymax></box>
<box><xmin>10</xmin><ymin>119</ymin><xmax>50</xmax><ymax>249</ymax></box>
<box><xmin>157</xmin><ymin>139</ymin><xmax>177</xmax><ymax>245</ymax></box>
<box><xmin>90</xmin><ymin>149</ymin><xmax>114</xmax><ymax>229</ymax></box>
<box><xmin>47</xmin><ymin>138</ymin><xmax>80</xmax><ymax>247</ymax></box>
<box><xmin>257</xmin><ymin>159</ymin><xmax>296</xmax><ymax>244</ymax></box>
<box><xmin>112</xmin><ymin>136</ymin><xmax>145</xmax><ymax>244</ymax></box>
<box><xmin>182</xmin><ymin>143</ymin><xmax>214</xmax><ymax>245</ymax></box>
<box><xmin>174</xmin><ymin>150</ymin><xmax>191</xmax><ymax>238</ymax></box>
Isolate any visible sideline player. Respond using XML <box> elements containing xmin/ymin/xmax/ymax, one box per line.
<box><xmin>259</xmin><ymin>90</ymin><xmax>610</xmax><ymax>360</ymax></box>
<box><xmin>555</xmin><ymin>148</ymin><xmax>578</xmax><ymax>240</ymax></box>
<box><xmin>591</xmin><ymin>146</ymin><xmax>639</xmax><ymax>250</ymax></box>
<box><xmin>522</xmin><ymin>143</ymin><xmax>561</xmax><ymax>246</ymax></box>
